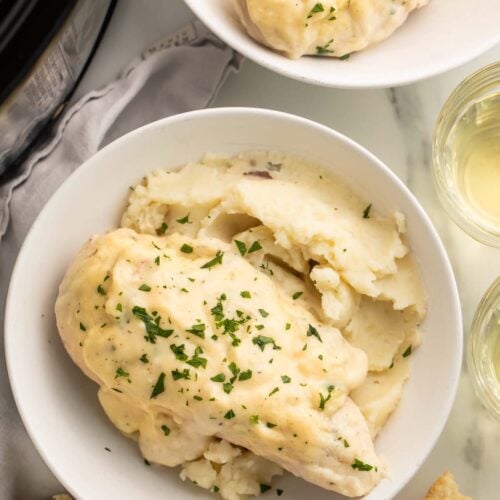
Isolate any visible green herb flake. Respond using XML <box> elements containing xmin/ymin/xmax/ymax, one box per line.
<box><xmin>316</xmin><ymin>39</ymin><xmax>333</xmax><ymax>54</ymax></box>
<box><xmin>362</xmin><ymin>203</ymin><xmax>372</xmax><ymax>219</ymax></box>
<box><xmin>186</xmin><ymin>323</ymin><xmax>206</xmax><ymax>338</ymax></box>
<box><xmin>161</xmin><ymin>424</ymin><xmax>170</xmax><ymax>436</ymax></box>
<box><xmin>172</xmin><ymin>368</ymin><xmax>190</xmax><ymax>381</ymax></box>
<box><xmin>234</xmin><ymin>240</ymin><xmax>247</xmax><ymax>256</ymax></box>
<box><xmin>156</xmin><ymin>223</ymin><xmax>168</xmax><ymax>235</ymax></box>
<box><xmin>176</xmin><ymin>214</ymin><xmax>190</xmax><ymax>224</ymax></box>
<box><xmin>223</xmin><ymin>383</ymin><xmax>234</xmax><ymax>394</ymax></box>
<box><xmin>116</xmin><ymin>303</ymin><xmax>122</xmax><ymax>312</ymax></box>
<box><xmin>138</xmin><ymin>284</ymin><xmax>151</xmax><ymax>292</ymax></box>
<box><xmin>266</xmin><ymin>422</ymin><xmax>277</xmax><ymax>428</ymax></box>
<box><xmin>402</xmin><ymin>345</ymin><xmax>412</xmax><ymax>358</ymax></box>
<box><xmin>250</xmin><ymin>415</ymin><xmax>259</xmax><ymax>424</ymax></box>
<box><xmin>132</xmin><ymin>306</ymin><xmax>173</xmax><ymax>343</ymax></box>
<box><xmin>351</xmin><ymin>458</ymin><xmax>373</xmax><ymax>471</ymax></box>
<box><xmin>140</xmin><ymin>353</ymin><xmax>149</xmax><ymax>364</ymax></box>
<box><xmin>307</xmin><ymin>324</ymin><xmax>323</xmax><ymax>342</ymax></box>
<box><xmin>201</xmin><ymin>251</ymin><xmax>224</xmax><ymax>270</ymax></box>
<box><xmin>213</xmin><ymin>486</ymin><xmax>220</xmax><ymax>493</ymax></box>
<box><xmin>224</xmin><ymin>409</ymin><xmax>235</xmax><ymax>420</ymax></box>
<box><xmin>211</xmin><ymin>373</ymin><xmax>226</xmax><ymax>383</ymax></box>
<box><xmin>344</xmin><ymin>439</ymin><xmax>350</xmax><ymax>448</ymax></box>
<box><xmin>170</xmin><ymin>343</ymin><xmax>188</xmax><ymax>361</ymax></box>
<box><xmin>307</xmin><ymin>2</ymin><xmax>324</xmax><ymax>18</ymax></box>
<box><xmin>180</xmin><ymin>243</ymin><xmax>193</xmax><ymax>254</ymax></box>
<box><xmin>79</xmin><ymin>322</ymin><xmax>86</xmax><ymax>332</ymax></box>
<box><xmin>253</xmin><ymin>335</ymin><xmax>281</xmax><ymax>352</ymax></box>
<box><xmin>277</xmin><ymin>489</ymin><xmax>284</xmax><ymax>497</ymax></box>
<box><xmin>285</xmin><ymin>323</ymin><xmax>291</xmax><ymax>330</ymax></box>
<box><xmin>339</xmin><ymin>53</ymin><xmax>350</xmax><ymax>60</ymax></box>
<box><xmin>248</xmin><ymin>241</ymin><xmax>263</xmax><ymax>253</ymax></box>
<box><xmin>115</xmin><ymin>367</ymin><xmax>129</xmax><ymax>379</ymax></box>
<box><xmin>240</xmin><ymin>290</ymin><xmax>251</xmax><ymax>299</ymax></box>
<box><xmin>260</xmin><ymin>484</ymin><xmax>272</xmax><ymax>493</ymax></box>
<box><xmin>187</xmin><ymin>352</ymin><xmax>208</xmax><ymax>369</ymax></box>
<box><xmin>281</xmin><ymin>375</ymin><xmax>291</xmax><ymax>384</ymax></box>
<box><xmin>97</xmin><ymin>284</ymin><xmax>106</xmax><ymax>296</ymax></box>
<box><xmin>258</xmin><ymin>308</ymin><xmax>269</xmax><ymax>318</ymax></box>
<box><xmin>150</xmin><ymin>372</ymin><xmax>166</xmax><ymax>398</ymax></box>
<box><xmin>239</xmin><ymin>369</ymin><xmax>252</xmax><ymax>381</ymax></box>
<box><xmin>268</xmin><ymin>387</ymin><xmax>280</xmax><ymax>397</ymax></box>
<box><xmin>193</xmin><ymin>395</ymin><xmax>203</xmax><ymax>401</ymax></box>
<box><xmin>319</xmin><ymin>385</ymin><xmax>335</xmax><ymax>410</ymax></box>
<box><xmin>292</xmin><ymin>291</ymin><xmax>303</xmax><ymax>300</ymax></box>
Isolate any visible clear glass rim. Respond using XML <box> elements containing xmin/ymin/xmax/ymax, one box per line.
<box><xmin>432</xmin><ymin>62</ymin><xmax>500</xmax><ymax>248</ymax></box>
<box><xmin>467</xmin><ymin>276</ymin><xmax>500</xmax><ymax>421</ymax></box>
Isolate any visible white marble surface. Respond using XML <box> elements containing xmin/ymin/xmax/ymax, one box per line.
<box><xmin>72</xmin><ymin>1</ymin><xmax>500</xmax><ymax>499</ymax></box>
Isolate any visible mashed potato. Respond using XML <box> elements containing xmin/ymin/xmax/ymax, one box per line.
<box><xmin>55</xmin><ymin>152</ymin><xmax>426</xmax><ymax>499</ymax></box>
<box><xmin>234</xmin><ymin>0</ymin><xmax>430</xmax><ymax>59</ymax></box>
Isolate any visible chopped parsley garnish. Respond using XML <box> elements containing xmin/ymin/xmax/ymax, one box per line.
<box><xmin>255</xmin><ymin>324</ymin><xmax>265</xmax><ymax>330</ymax></box>
<box><xmin>211</xmin><ymin>373</ymin><xmax>226</xmax><ymax>383</ymax></box>
<box><xmin>224</xmin><ymin>409</ymin><xmax>235</xmax><ymax>419</ymax></box>
<box><xmin>150</xmin><ymin>372</ymin><xmax>165</xmax><ymax>398</ymax></box>
<box><xmin>292</xmin><ymin>291</ymin><xmax>303</xmax><ymax>300</ymax></box>
<box><xmin>138</xmin><ymin>284</ymin><xmax>151</xmax><ymax>292</ymax></box>
<box><xmin>362</xmin><ymin>203</ymin><xmax>372</xmax><ymax>219</ymax></box>
<box><xmin>170</xmin><ymin>343</ymin><xmax>188</xmax><ymax>361</ymax></box>
<box><xmin>213</xmin><ymin>486</ymin><xmax>220</xmax><ymax>493</ymax></box>
<box><xmin>234</xmin><ymin>240</ymin><xmax>247</xmax><ymax>256</ymax></box>
<box><xmin>161</xmin><ymin>424</ymin><xmax>170</xmax><ymax>436</ymax></box>
<box><xmin>339</xmin><ymin>53</ymin><xmax>350</xmax><ymax>60</ymax></box>
<box><xmin>186</xmin><ymin>323</ymin><xmax>206</xmax><ymax>338</ymax></box>
<box><xmin>266</xmin><ymin>422</ymin><xmax>277</xmax><ymax>428</ymax></box>
<box><xmin>140</xmin><ymin>353</ymin><xmax>149</xmax><ymax>364</ymax></box>
<box><xmin>402</xmin><ymin>345</ymin><xmax>412</xmax><ymax>357</ymax></box>
<box><xmin>156</xmin><ymin>222</ymin><xmax>168</xmax><ymax>235</ymax></box>
<box><xmin>253</xmin><ymin>335</ymin><xmax>281</xmax><ymax>352</ymax></box>
<box><xmin>277</xmin><ymin>489</ymin><xmax>284</xmax><ymax>497</ymax></box>
<box><xmin>239</xmin><ymin>369</ymin><xmax>252</xmax><ymax>381</ymax></box>
<box><xmin>316</xmin><ymin>39</ymin><xmax>333</xmax><ymax>55</ymax></box>
<box><xmin>258</xmin><ymin>308</ymin><xmax>269</xmax><ymax>318</ymax></box>
<box><xmin>351</xmin><ymin>458</ymin><xmax>374</xmax><ymax>471</ymax></box>
<box><xmin>201</xmin><ymin>251</ymin><xmax>223</xmax><ymax>269</ymax></box>
<box><xmin>281</xmin><ymin>375</ymin><xmax>291</xmax><ymax>384</ymax></box>
<box><xmin>154</xmin><ymin>256</ymin><xmax>160</xmax><ymax>266</ymax></box>
<box><xmin>116</xmin><ymin>303</ymin><xmax>123</xmax><ymax>312</ymax></box>
<box><xmin>176</xmin><ymin>214</ymin><xmax>190</xmax><ymax>224</ymax></box>
<box><xmin>97</xmin><ymin>284</ymin><xmax>106</xmax><ymax>296</ymax></box>
<box><xmin>307</xmin><ymin>2</ymin><xmax>324</xmax><ymax>18</ymax></box>
<box><xmin>186</xmin><ymin>348</ymin><xmax>208</xmax><ymax>369</ymax></box>
<box><xmin>248</xmin><ymin>241</ymin><xmax>263</xmax><ymax>253</ymax></box>
<box><xmin>180</xmin><ymin>243</ymin><xmax>193</xmax><ymax>254</ymax></box>
<box><xmin>319</xmin><ymin>385</ymin><xmax>335</xmax><ymax>410</ymax></box>
<box><xmin>268</xmin><ymin>387</ymin><xmax>280</xmax><ymax>397</ymax></box>
<box><xmin>307</xmin><ymin>324</ymin><xmax>322</xmax><ymax>342</ymax></box>
<box><xmin>250</xmin><ymin>415</ymin><xmax>259</xmax><ymax>424</ymax></box>
<box><xmin>285</xmin><ymin>323</ymin><xmax>291</xmax><ymax>330</ymax></box>
<box><xmin>172</xmin><ymin>368</ymin><xmax>190</xmax><ymax>380</ymax></box>
<box><xmin>79</xmin><ymin>322</ymin><xmax>86</xmax><ymax>332</ymax></box>
<box><xmin>115</xmin><ymin>367</ymin><xmax>129</xmax><ymax>379</ymax></box>
<box><xmin>132</xmin><ymin>306</ymin><xmax>173</xmax><ymax>343</ymax></box>
<box><xmin>260</xmin><ymin>484</ymin><xmax>272</xmax><ymax>493</ymax></box>
<box><xmin>223</xmin><ymin>383</ymin><xmax>234</xmax><ymax>394</ymax></box>
<box><xmin>240</xmin><ymin>290</ymin><xmax>251</xmax><ymax>298</ymax></box>
<box><xmin>344</xmin><ymin>439</ymin><xmax>350</xmax><ymax>448</ymax></box>
<box><xmin>193</xmin><ymin>395</ymin><xmax>203</xmax><ymax>401</ymax></box>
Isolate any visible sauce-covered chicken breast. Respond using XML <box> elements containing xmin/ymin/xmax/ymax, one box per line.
<box><xmin>234</xmin><ymin>0</ymin><xmax>430</xmax><ymax>59</ymax></box>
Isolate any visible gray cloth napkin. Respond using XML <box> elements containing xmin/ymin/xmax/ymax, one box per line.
<box><xmin>0</xmin><ymin>20</ymin><xmax>240</xmax><ymax>500</ymax></box>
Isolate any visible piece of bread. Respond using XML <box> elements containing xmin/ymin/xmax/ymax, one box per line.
<box><xmin>425</xmin><ymin>471</ymin><xmax>472</xmax><ymax>500</ymax></box>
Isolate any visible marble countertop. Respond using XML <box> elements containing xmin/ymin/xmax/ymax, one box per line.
<box><xmin>73</xmin><ymin>1</ymin><xmax>500</xmax><ymax>498</ymax></box>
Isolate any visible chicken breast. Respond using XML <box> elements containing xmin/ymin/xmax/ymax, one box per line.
<box><xmin>56</xmin><ymin>228</ymin><xmax>383</xmax><ymax>497</ymax></box>
<box><xmin>233</xmin><ymin>0</ymin><xmax>430</xmax><ymax>59</ymax></box>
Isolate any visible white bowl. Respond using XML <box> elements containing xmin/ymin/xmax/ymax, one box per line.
<box><xmin>184</xmin><ymin>0</ymin><xmax>500</xmax><ymax>88</ymax></box>
<box><xmin>5</xmin><ymin>108</ymin><xmax>462</xmax><ymax>499</ymax></box>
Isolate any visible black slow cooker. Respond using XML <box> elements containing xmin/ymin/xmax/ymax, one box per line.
<box><xmin>0</xmin><ymin>0</ymin><xmax>115</xmax><ymax>176</ymax></box>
